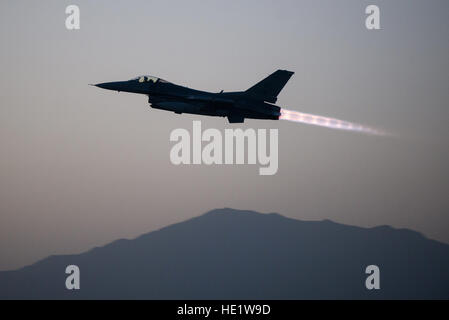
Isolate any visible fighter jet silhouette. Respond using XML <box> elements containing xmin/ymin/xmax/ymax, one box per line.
<box><xmin>92</xmin><ymin>70</ymin><xmax>293</xmax><ymax>123</ymax></box>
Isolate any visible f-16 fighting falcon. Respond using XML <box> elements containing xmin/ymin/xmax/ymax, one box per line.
<box><xmin>92</xmin><ymin>70</ymin><xmax>385</xmax><ymax>135</ymax></box>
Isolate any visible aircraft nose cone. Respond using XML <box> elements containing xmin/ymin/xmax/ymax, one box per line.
<box><xmin>91</xmin><ymin>80</ymin><xmax>141</xmax><ymax>94</ymax></box>
<box><xmin>94</xmin><ymin>82</ymin><xmax>120</xmax><ymax>91</ymax></box>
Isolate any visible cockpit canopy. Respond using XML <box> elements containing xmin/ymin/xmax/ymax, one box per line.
<box><xmin>130</xmin><ymin>75</ymin><xmax>169</xmax><ymax>84</ymax></box>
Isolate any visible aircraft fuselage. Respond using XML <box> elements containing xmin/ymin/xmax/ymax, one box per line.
<box><xmin>93</xmin><ymin>70</ymin><xmax>294</xmax><ymax>123</ymax></box>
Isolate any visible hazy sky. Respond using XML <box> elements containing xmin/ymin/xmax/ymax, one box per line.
<box><xmin>1</xmin><ymin>0</ymin><xmax>448</xmax><ymax>271</ymax></box>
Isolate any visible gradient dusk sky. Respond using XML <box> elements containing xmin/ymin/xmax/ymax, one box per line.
<box><xmin>0</xmin><ymin>0</ymin><xmax>448</xmax><ymax>270</ymax></box>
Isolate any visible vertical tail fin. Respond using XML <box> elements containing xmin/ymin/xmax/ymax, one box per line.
<box><xmin>245</xmin><ymin>69</ymin><xmax>294</xmax><ymax>103</ymax></box>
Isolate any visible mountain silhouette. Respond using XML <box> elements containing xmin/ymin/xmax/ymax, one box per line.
<box><xmin>0</xmin><ymin>208</ymin><xmax>448</xmax><ymax>299</ymax></box>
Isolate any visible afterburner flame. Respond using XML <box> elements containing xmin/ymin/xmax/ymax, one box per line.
<box><xmin>280</xmin><ymin>108</ymin><xmax>386</xmax><ymax>136</ymax></box>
